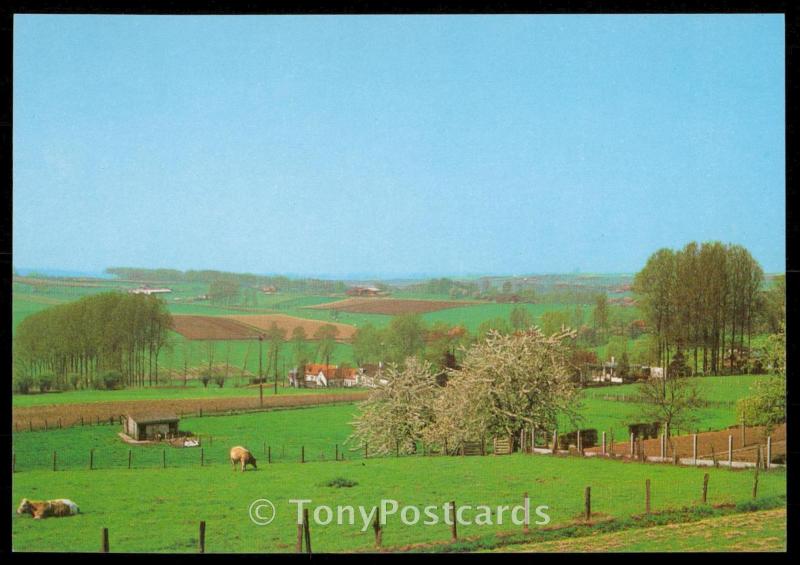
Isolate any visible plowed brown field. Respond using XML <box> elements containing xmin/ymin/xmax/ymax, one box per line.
<box><xmin>225</xmin><ymin>314</ymin><xmax>357</xmax><ymax>341</ymax></box>
<box><xmin>171</xmin><ymin>315</ymin><xmax>259</xmax><ymax>340</ymax></box>
<box><xmin>12</xmin><ymin>392</ymin><xmax>369</xmax><ymax>431</ymax></box>
<box><xmin>305</xmin><ymin>297</ymin><xmax>475</xmax><ymax>315</ymax></box>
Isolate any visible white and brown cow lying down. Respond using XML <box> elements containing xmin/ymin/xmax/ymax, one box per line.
<box><xmin>17</xmin><ymin>498</ymin><xmax>79</xmax><ymax>519</ymax></box>
<box><xmin>230</xmin><ymin>446</ymin><xmax>257</xmax><ymax>472</ymax></box>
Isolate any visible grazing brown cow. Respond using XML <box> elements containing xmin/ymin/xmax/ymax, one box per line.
<box><xmin>17</xmin><ymin>498</ymin><xmax>79</xmax><ymax>519</ymax></box>
<box><xmin>230</xmin><ymin>446</ymin><xmax>257</xmax><ymax>472</ymax></box>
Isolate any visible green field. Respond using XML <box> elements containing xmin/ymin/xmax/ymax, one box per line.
<box><xmin>11</xmin><ymin>372</ymin><xmax>765</xmax><ymax>472</ymax></box>
<box><xmin>570</xmin><ymin>375</ymin><xmax>769</xmax><ymax>434</ymax></box>
<box><xmin>12</xmin><ymin>445</ymin><xmax>785</xmax><ymax>552</ymax></box>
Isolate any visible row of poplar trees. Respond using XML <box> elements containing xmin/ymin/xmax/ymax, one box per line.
<box><xmin>633</xmin><ymin>241</ymin><xmax>765</xmax><ymax>375</ymax></box>
<box><xmin>14</xmin><ymin>292</ymin><xmax>173</xmax><ymax>389</ymax></box>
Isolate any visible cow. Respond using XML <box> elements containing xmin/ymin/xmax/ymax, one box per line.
<box><xmin>230</xmin><ymin>446</ymin><xmax>257</xmax><ymax>472</ymax></box>
<box><xmin>17</xmin><ymin>498</ymin><xmax>79</xmax><ymax>519</ymax></box>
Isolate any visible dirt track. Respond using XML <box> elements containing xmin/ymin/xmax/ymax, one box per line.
<box><xmin>12</xmin><ymin>391</ymin><xmax>369</xmax><ymax>431</ymax></box>
<box><xmin>585</xmin><ymin>423</ymin><xmax>786</xmax><ymax>464</ymax></box>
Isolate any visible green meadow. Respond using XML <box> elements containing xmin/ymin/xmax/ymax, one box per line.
<box><xmin>11</xmin><ymin>449</ymin><xmax>786</xmax><ymax>552</ymax></box>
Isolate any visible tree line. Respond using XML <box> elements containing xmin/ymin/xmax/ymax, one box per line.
<box><xmin>633</xmin><ymin>241</ymin><xmax>780</xmax><ymax>375</ymax></box>
<box><xmin>105</xmin><ymin>267</ymin><xmax>348</xmax><ymax>294</ymax></box>
<box><xmin>14</xmin><ymin>292</ymin><xmax>173</xmax><ymax>392</ymax></box>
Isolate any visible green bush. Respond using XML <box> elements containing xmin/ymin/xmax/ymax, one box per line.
<box><xmin>13</xmin><ymin>372</ymin><xmax>34</xmax><ymax>394</ymax></box>
<box><xmin>97</xmin><ymin>370</ymin><xmax>124</xmax><ymax>390</ymax></box>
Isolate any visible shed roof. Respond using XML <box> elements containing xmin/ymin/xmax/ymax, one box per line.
<box><xmin>125</xmin><ymin>412</ymin><xmax>180</xmax><ymax>424</ymax></box>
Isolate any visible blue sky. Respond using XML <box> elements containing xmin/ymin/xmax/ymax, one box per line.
<box><xmin>13</xmin><ymin>15</ymin><xmax>785</xmax><ymax>277</ymax></box>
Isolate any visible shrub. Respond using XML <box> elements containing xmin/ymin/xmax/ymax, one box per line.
<box><xmin>214</xmin><ymin>375</ymin><xmax>225</xmax><ymax>388</ymax></box>
<box><xmin>325</xmin><ymin>477</ymin><xmax>358</xmax><ymax>488</ymax></box>
<box><xmin>13</xmin><ymin>372</ymin><xmax>34</xmax><ymax>394</ymax></box>
<box><xmin>200</xmin><ymin>375</ymin><xmax>211</xmax><ymax>388</ymax></box>
<box><xmin>36</xmin><ymin>372</ymin><xmax>55</xmax><ymax>392</ymax></box>
<box><xmin>97</xmin><ymin>370</ymin><xmax>124</xmax><ymax>390</ymax></box>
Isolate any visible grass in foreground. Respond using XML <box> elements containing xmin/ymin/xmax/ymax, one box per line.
<box><xmin>11</xmin><ymin>449</ymin><xmax>786</xmax><ymax>552</ymax></box>
<box><xmin>486</xmin><ymin>507</ymin><xmax>786</xmax><ymax>552</ymax></box>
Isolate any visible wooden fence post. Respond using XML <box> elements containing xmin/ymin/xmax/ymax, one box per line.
<box><xmin>601</xmin><ymin>432</ymin><xmax>606</xmax><ymax>456</ymax></box>
<box><xmin>335</xmin><ymin>444</ymin><xmax>339</xmax><ymax>461</ymax></box>
<box><xmin>200</xmin><ymin>448</ymin><xmax>204</xmax><ymax>466</ymax></box>
<box><xmin>577</xmin><ymin>429</ymin><xmax>582</xmax><ymax>454</ymax></box>
<box><xmin>199</xmin><ymin>521</ymin><xmax>206</xmax><ymax>553</ymax></box>
<box><xmin>101</xmin><ymin>528</ymin><xmax>109</xmax><ymax>553</ymax></box>
<box><xmin>59</xmin><ymin>418</ymin><xmax>62</xmax><ymax>429</ymax></box>
<box><xmin>584</xmin><ymin>487</ymin><xmax>591</xmax><ymax>521</ymax></box>
<box><xmin>702</xmin><ymin>473</ymin><xmax>709</xmax><ymax>503</ymax></box>
<box><xmin>301</xmin><ymin>446</ymin><xmax>305</xmax><ymax>464</ymax></box>
<box><xmin>365</xmin><ymin>442</ymin><xmax>368</xmax><ymax>459</ymax></box>
<box><xmin>630</xmin><ymin>433</ymin><xmax>635</xmax><ymax>457</ymax></box>
<box><xmin>29</xmin><ymin>420</ymin><xmax>33</xmax><ymax>432</ymax></box>
<box><xmin>268</xmin><ymin>446</ymin><xmax>271</xmax><ymax>464</ymax></box>
<box><xmin>296</xmin><ymin>521</ymin><xmax>304</xmax><ymax>553</ymax></box>
<box><xmin>692</xmin><ymin>434</ymin><xmax>698</xmax><ymax>465</ymax></box>
<box><xmin>766</xmin><ymin>436</ymin><xmax>772</xmax><ymax>471</ymax></box>
<box><xmin>128</xmin><ymin>450</ymin><xmax>132</xmax><ymax>469</ymax></box>
<box><xmin>523</xmin><ymin>492</ymin><xmax>530</xmax><ymax>533</ymax></box>
<box><xmin>552</xmin><ymin>430</ymin><xmax>558</xmax><ymax>454</ymax></box>
<box><xmin>45</xmin><ymin>419</ymin><xmax>48</xmax><ymax>431</ymax></box>
<box><xmin>53</xmin><ymin>451</ymin><xmax>57</xmax><ymax>471</ymax></box>
<box><xmin>373</xmin><ymin>504</ymin><xmax>383</xmax><ymax>548</ymax></box>
<box><xmin>753</xmin><ymin>447</ymin><xmax>761</xmax><ymax>499</ymax></box>
<box><xmin>90</xmin><ymin>449</ymin><xmax>94</xmax><ymax>470</ymax></box>
<box><xmin>162</xmin><ymin>449</ymin><xmax>166</xmax><ymax>468</ymax></box>
<box><xmin>303</xmin><ymin>508</ymin><xmax>312</xmax><ymax>555</ymax></box>
<box><xmin>728</xmin><ymin>435</ymin><xmax>733</xmax><ymax>467</ymax></box>
<box><xmin>449</xmin><ymin>501</ymin><xmax>458</xmax><ymax>541</ymax></box>
<box><xmin>645</xmin><ymin>479</ymin><xmax>651</xmax><ymax>514</ymax></box>
<box><xmin>660</xmin><ymin>433</ymin><xmax>665</xmax><ymax>459</ymax></box>
<box><xmin>81</xmin><ymin>416</ymin><xmax>84</xmax><ymax>426</ymax></box>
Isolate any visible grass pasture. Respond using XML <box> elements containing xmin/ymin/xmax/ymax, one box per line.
<box><xmin>11</xmin><ymin>445</ymin><xmax>786</xmax><ymax>552</ymax></box>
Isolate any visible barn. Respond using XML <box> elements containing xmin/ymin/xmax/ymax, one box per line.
<box><xmin>123</xmin><ymin>412</ymin><xmax>180</xmax><ymax>441</ymax></box>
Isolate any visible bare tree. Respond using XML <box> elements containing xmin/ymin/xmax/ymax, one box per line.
<box><xmin>636</xmin><ymin>374</ymin><xmax>702</xmax><ymax>435</ymax></box>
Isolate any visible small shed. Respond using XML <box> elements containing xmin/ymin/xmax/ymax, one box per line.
<box><xmin>123</xmin><ymin>412</ymin><xmax>180</xmax><ymax>441</ymax></box>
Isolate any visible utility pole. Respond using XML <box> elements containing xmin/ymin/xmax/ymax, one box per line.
<box><xmin>258</xmin><ymin>334</ymin><xmax>264</xmax><ymax>384</ymax></box>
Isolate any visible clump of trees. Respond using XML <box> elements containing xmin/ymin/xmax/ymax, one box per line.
<box><xmin>737</xmin><ymin>323</ymin><xmax>786</xmax><ymax>430</ymax></box>
<box><xmin>14</xmin><ymin>292</ymin><xmax>173</xmax><ymax>391</ymax></box>
<box><xmin>348</xmin><ymin>328</ymin><xmax>580</xmax><ymax>455</ymax></box>
<box><xmin>634</xmin><ymin>242</ymin><xmax>766</xmax><ymax>375</ymax></box>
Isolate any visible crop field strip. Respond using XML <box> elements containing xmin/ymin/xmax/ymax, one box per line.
<box><xmin>225</xmin><ymin>314</ymin><xmax>358</xmax><ymax>341</ymax></box>
<box><xmin>304</xmin><ymin>297</ymin><xmax>481</xmax><ymax>315</ymax></box>
<box><xmin>12</xmin><ymin>392</ymin><xmax>369</xmax><ymax>431</ymax></box>
<box><xmin>170</xmin><ymin>314</ymin><xmax>358</xmax><ymax>341</ymax></box>
<box><xmin>170</xmin><ymin>315</ymin><xmax>260</xmax><ymax>340</ymax></box>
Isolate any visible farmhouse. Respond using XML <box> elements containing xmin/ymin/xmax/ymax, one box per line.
<box><xmin>260</xmin><ymin>285</ymin><xmax>278</xmax><ymax>294</ymax></box>
<box><xmin>345</xmin><ymin>286</ymin><xmax>383</xmax><ymax>297</ymax></box>
<box><xmin>129</xmin><ymin>286</ymin><xmax>172</xmax><ymax>295</ymax></box>
<box><xmin>123</xmin><ymin>412</ymin><xmax>180</xmax><ymax>441</ymax></box>
<box><xmin>287</xmin><ymin>364</ymin><xmax>362</xmax><ymax>388</ymax></box>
